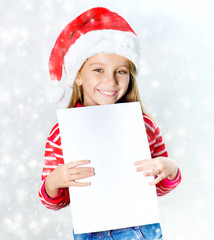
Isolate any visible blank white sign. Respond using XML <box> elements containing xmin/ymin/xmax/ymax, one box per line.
<box><xmin>57</xmin><ymin>102</ymin><xmax>160</xmax><ymax>234</ymax></box>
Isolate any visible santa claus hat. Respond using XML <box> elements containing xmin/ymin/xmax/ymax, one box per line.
<box><xmin>49</xmin><ymin>7</ymin><xmax>140</xmax><ymax>95</ymax></box>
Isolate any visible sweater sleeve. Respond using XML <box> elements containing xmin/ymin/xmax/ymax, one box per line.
<box><xmin>143</xmin><ymin>115</ymin><xmax>181</xmax><ymax>197</ymax></box>
<box><xmin>38</xmin><ymin>123</ymin><xmax>70</xmax><ymax>210</ymax></box>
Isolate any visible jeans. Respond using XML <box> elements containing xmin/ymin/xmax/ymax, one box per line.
<box><xmin>73</xmin><ymin>223</ymin><xmax>163</xmax><ymax>240</ymax></box>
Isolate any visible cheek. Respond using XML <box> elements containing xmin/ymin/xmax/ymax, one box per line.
<box><xmin>121</xmin><ymin>77</ymin><xmax>130</xmax><ymax>91</ymax></box>
<box><xmin>81</xmin><ymin>76</ymin><xmax>100</xmax><ymax>91</ymax></box>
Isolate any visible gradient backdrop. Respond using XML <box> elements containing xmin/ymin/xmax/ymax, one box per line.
<box><xmin>0</xmin><ymin>0</ymin><xmax>213</xmax><ymax>239</ymax></box>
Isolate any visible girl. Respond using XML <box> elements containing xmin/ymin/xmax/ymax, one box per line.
<box><xmin>39</xmin><ymin>7</ymin><xmax>181</xmax><ymax>240</ymax></box>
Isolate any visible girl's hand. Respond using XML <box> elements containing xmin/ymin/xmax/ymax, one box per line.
<box><xmin>134</xmin><ymin>157</ymin><xmax>178</xmax><ymax>186</ymax></box>
<box><xmin>45</xmin><ymin>160</ymin><xmax>95</xmax><ymax>198</ymax></box>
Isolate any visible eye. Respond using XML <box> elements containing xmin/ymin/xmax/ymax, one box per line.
<box><xmin>94</xmin><ymin>69</ymin><xmax>103</xmax><ymax>73</ymax></box>
<box><xmin>116</xmin><ymin>70</ymin><xmax>128</xmax><ymax>74</ymax></box>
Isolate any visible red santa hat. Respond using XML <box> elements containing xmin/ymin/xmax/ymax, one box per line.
<box><xmin>49</xmin><ymin>7</ymin><xmax>140</xmax><ymax>96</ymax></box>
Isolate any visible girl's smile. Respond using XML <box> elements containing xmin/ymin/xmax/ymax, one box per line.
<box><xmin>97</xmin><ymin>89</ymin><xmax>118</xmax><ymax>97</ymax></box>
<box><xmin>75</xmin><ymin>53</ymin><xmax>130</xmax><ymax>106</ymax></box>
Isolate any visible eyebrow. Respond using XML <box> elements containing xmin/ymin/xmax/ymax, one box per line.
<box><xmin>89</xmin><ymin>63</ymin><xmax>105</xmax><ymax>66</ymax></box>
<box><xmin>89</xmin><ymin>63</ymin><xmax>129</xmax><ymax>68</ymax></box>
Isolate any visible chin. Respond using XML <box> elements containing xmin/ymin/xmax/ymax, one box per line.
<box><xmin>98</xmin><ymin>102</ymin><xmax>115</xmax><ymax>105</ymax></box>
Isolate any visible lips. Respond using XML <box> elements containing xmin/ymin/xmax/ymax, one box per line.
<box><xmin>97</xmin><ymin>89</ymin><xmax>118</xmax><ymax>97</ymax></box>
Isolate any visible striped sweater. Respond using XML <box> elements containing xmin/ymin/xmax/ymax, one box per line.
<box><xmin>39</xmin><ymin>103</ymin><xmax>181</xmax><ymax>210</ymax></box>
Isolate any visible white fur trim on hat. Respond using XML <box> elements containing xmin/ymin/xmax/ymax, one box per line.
<box><xmin>64</xmin><ymin>29</ymin><xmax>140</xmax><ymax>87</ymax></box>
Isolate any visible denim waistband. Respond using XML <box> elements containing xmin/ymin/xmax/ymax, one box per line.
<box><xmin>73</xmin><ymin>223</ymin><xmax>163</xmax><ymax>240</ymax></box>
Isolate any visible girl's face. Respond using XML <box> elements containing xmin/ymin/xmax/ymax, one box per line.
<box><xmin>75</xmin><ymin>53</ymin><xmax>130</xmax><ymax>106</ymax></box>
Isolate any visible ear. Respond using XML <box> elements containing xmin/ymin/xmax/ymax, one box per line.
<box><xmin>75</xmin><ymin>75</ymin><xmax>82</xmax><ymax>86</ymax></box>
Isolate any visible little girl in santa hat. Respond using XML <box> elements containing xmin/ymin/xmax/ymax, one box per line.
<box><xmin>39</xmin><ymin>7</ymin><xmax>181</xmax><ymax>240</ymax></box>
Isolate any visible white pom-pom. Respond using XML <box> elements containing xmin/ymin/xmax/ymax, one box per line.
<box><xmin>46</xmin><ymin>80</ymin><xmax>66</xmax><ymax>103</ymax></box>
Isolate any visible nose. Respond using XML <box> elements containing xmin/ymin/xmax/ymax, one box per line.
<box><xmin>103</xmin><ymin>72</ymin><xmax>118</xmax><ymax>86</ymax></box>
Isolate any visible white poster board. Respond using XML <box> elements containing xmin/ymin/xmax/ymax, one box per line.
<box><xmin>57</xmin><ymin>102</ymin><xmax>160</xmax><ymax>234</ymax></box>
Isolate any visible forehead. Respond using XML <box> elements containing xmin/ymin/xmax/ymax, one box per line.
<box><xmin>85</xmin><ymin>53</ymin><xmax>130</xmax><ymax>66</ymax></box>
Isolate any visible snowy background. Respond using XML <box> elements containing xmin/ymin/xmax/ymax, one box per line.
<box><xmin>0</xmin><ymin>0</ymin><xmax>214</xmax><ymax>239</ymax></box>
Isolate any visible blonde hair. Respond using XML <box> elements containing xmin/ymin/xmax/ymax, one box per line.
<box><xmin>67</xmin><ymin>60</ymin><xmax>148</xmax><ymax>115</ymax></box>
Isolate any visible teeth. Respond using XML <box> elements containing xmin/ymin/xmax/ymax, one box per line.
<box><xmin>99</xmin><ymin>90</ymin><xmax>117</xmax><ymax>96</ymax></box>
